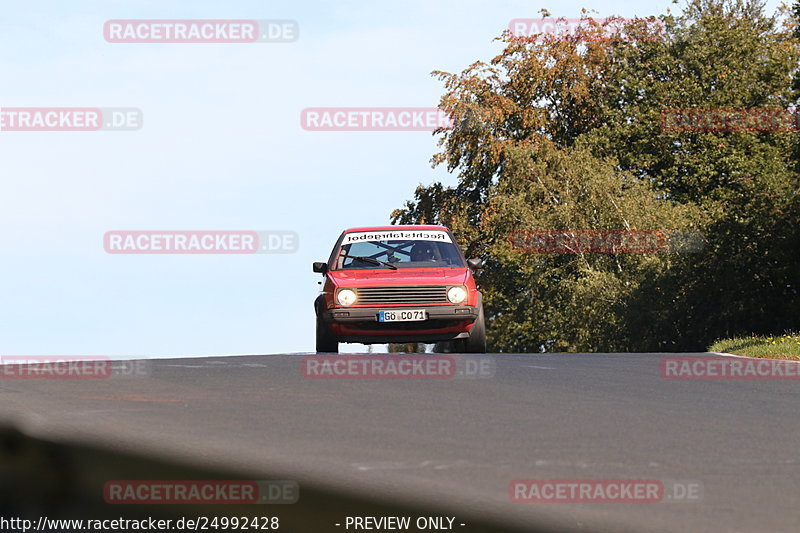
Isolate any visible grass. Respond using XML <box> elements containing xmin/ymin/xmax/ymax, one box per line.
<box><xmin>709</xmin><ymin>333</ymin><xmax>800</xmax><ymax>360</ymax></box>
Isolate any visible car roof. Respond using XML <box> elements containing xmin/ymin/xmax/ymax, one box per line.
<box><xmin>343</xmin><ymin>225</ymin><xmax>450</xmax><ymax>233</ymax></box>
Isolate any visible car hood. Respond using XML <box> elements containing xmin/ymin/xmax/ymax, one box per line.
<box><xmin>329</xmin><ymin>268</ymin><xmax>468</xmax><ymax>287</ymax></box>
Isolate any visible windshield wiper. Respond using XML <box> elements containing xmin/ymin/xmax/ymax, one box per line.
<box><xmin>342</xmin><ymin>254</ymin><xmax>398</xmax><ymax>270</ymax></box>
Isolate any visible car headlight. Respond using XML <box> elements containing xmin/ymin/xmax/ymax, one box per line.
<box><xmin>336</xmin><ymin>288</ymin><xmax>357</xmax><ymax>306</ymax></box>
<box><xmin>447</xmin><ymin>285</ymin><xmax>468</xmax><ymax>304</ymax></box>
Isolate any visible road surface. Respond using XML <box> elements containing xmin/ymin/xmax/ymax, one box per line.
<box><xmin>0</xmin><ymin>352</ymin><xmax>798</xmax><ymax>532</ymax></box>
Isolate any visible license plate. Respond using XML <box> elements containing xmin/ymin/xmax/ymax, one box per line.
<box><xmin>378</xmin><ymin>309</ymin><xmax>427</xmax><ymax>322</ymax></box>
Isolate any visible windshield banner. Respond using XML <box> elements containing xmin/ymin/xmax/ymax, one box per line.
<box><xmin>342</xmin><ymin>230</ymin><xmax>452</xmax><ymax>244</ymax></box>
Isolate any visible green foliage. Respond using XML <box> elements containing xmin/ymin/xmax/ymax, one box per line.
<box><xmin>710</xmin><ymin>332</ymin><xmax>800</xmax><ymax>359</ymax></box>
<box><xmin>393</xmin><ymin>0</ymin><xmax>800</xmax><ymax>352</ymax></box>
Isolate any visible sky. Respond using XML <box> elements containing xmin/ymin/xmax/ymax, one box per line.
<box><xmin>0</xmin><ymin>0</ymin><xmax>782</xmax><ymax>357</ymax></box>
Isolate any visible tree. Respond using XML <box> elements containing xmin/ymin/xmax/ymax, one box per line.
<box><xmin>393</xmin><ymin>0</ymin><xmax>800</xmax><ymax>351</ymax></box>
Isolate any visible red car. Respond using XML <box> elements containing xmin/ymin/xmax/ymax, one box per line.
<box><xmin>313</xmin><ymin>225</ymin><xmax>486</xmax><ymax>353</ymax></box>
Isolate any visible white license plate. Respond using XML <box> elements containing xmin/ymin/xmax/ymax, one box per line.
<box><xmin>378</xmin><ymin>309</ymin><xmax>427</xmax><ymax>322</ymax></box>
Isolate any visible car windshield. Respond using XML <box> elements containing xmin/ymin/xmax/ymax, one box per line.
<box><xmin>334</xmin><ymin>239</ymin><xmax>465</xmax><ymax>270</ymax></box>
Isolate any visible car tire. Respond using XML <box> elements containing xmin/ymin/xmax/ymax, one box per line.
<box><xmin>316</xmin><ymin>314</ymin><xmax>338</xmax><ymax>353</ymax></box>
<box><xmin>461</xmin><ymin>305</ymin><xmax>487</xmax><ymax>353</ymax></box>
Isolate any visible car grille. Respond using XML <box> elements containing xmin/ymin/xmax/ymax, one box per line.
<box><xmin>354</xmin><ymin>286</ymin><xmax>449</xmax><ymax>305</ymax></box>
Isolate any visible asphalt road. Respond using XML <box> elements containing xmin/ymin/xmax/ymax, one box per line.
<box><xmin>1</xmin><ymin>352</ymin><xmax>798</xmax><ymax>533</ymax></box>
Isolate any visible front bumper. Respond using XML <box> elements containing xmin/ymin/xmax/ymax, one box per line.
<box><xmin>321</xmin><ymin>305</ymin><xmax>478</xmax><ymax>323</ymax></box>
<box><xmin>320</xmin><ymin>305</ymin><xmax>479</xmax><ymax>344</ymax></box>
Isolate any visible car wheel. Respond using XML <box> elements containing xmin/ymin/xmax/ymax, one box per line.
<box><xmin>462</xmin><ymin>305</ymin><xmax>487</xmax><ymax>353</ymax></box>
<box><xmin>316</xmin><ymin>314</ymin><xmax>338</xmax><ymax>353</ymax></box>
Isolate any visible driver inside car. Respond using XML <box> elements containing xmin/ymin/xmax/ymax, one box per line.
<box><xmin>410</xmin><ymin>242</ymin><xmax>436</xmax><ymax>262</ymax></box>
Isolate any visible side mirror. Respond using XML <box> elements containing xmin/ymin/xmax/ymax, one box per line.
<box><xmin>312</xmin><ymin>262</ymin><xmax>328</xmax><ymax>274</ymax></box>
<box><xmin>467</xmin><ymin>258</ymin><xmax>483</xmax><ymax>270</ymax></box>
